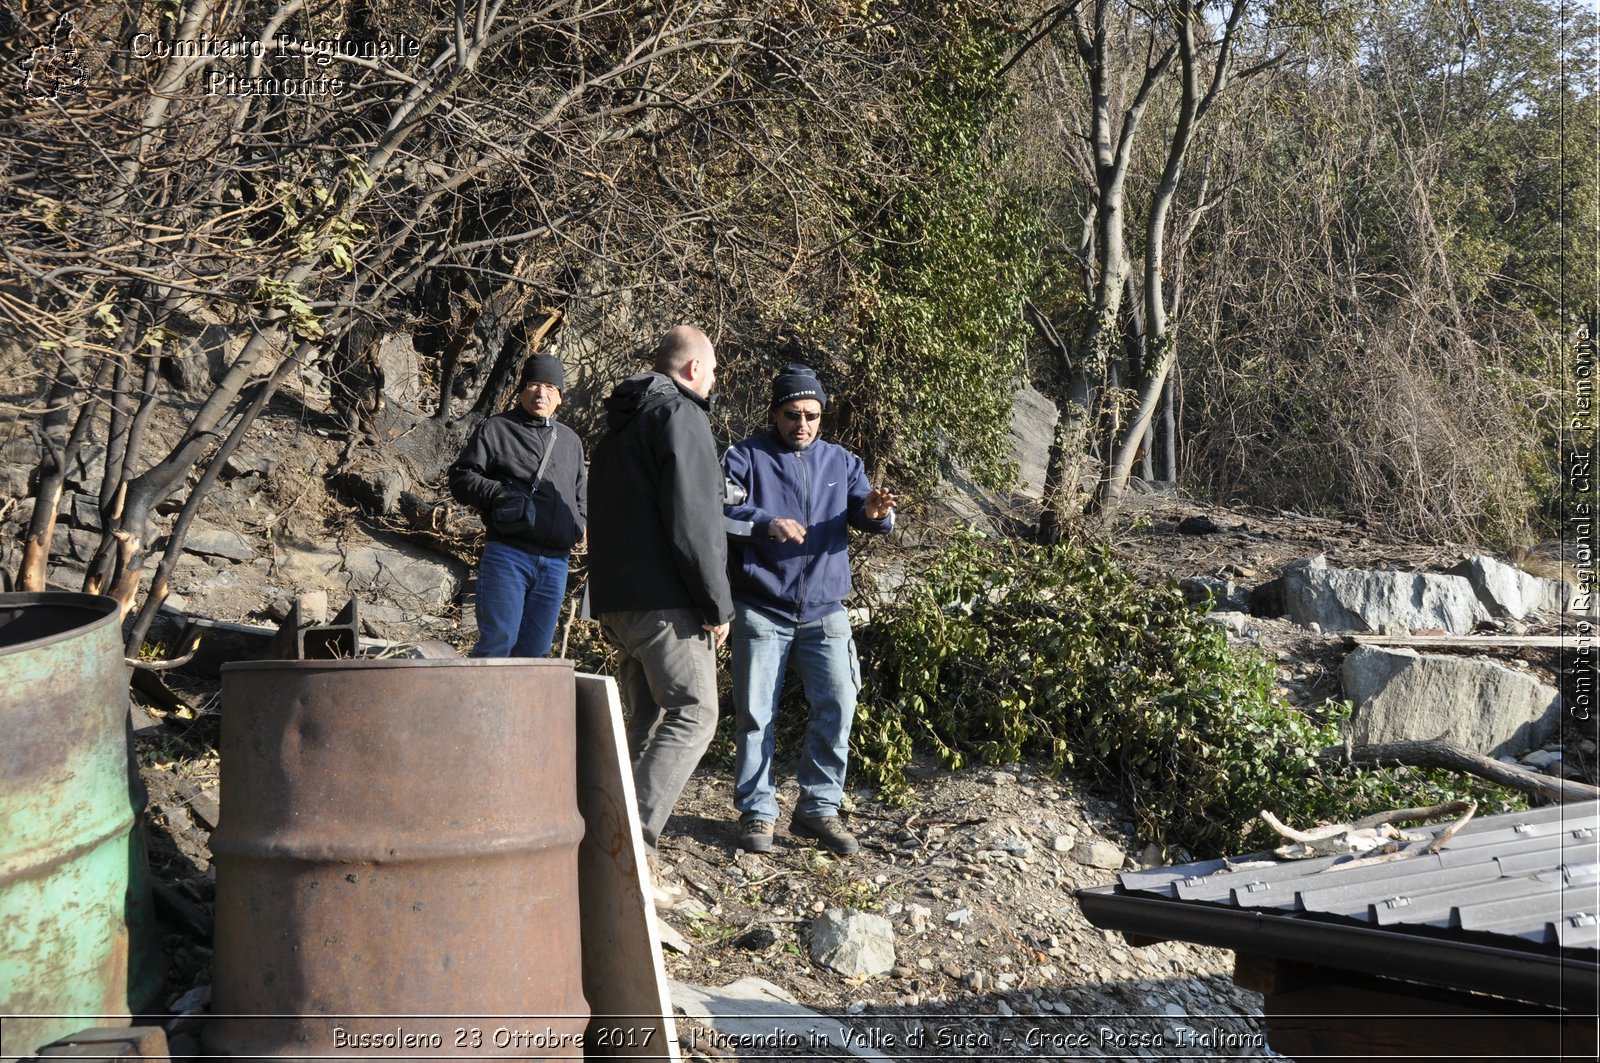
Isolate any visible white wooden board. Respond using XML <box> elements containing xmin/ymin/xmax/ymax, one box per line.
<box><xmin>575</xmin><ymin>673</ymin><xmax>680</xmax><ymax>1061</ymax></box>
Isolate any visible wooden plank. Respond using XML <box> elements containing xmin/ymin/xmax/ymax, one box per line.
<box><xmin>574</xmin><ymin>673</ymin><xmax>681</xmax><ymax>1062</ymax></box>
<box><xmin>1348</xmin><ymin>634</ymin><xmax>1568</xmax><ymax>649</ymax></box>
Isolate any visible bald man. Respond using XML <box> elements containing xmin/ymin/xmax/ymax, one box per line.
<box><xmin>588</xmin><ymin>326</ymin><xmax>734</xmax><ymax>892</ymax></box>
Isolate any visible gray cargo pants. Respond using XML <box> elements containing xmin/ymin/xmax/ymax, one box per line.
<box><xmin>599</xmin><ymin>608</ymin><xmax>720</xmax><ymax>851</ymax></box>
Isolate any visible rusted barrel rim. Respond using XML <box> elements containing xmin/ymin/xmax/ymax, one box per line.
<box><xmin>221</xmin><ymin>658</ymin><xmax>576</xmax><ymax>672</ymax></box>
<box><xmin>0</xmin><ymin>592</ymin><xmax>120</xmax><ymax>656</ymax></box>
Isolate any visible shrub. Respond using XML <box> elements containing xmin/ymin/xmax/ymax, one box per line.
<box><xmin>854</xmin><ymin>530</ymin><xmax>1517</xmax><ymax>856</ymax></box>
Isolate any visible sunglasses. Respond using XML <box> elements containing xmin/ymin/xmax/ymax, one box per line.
<box><xmin>781</xmin><ymin>409</ymin><xmax>820</xmax><ymax>423</ymax></box>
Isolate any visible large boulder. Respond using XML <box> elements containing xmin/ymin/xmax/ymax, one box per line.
<box><xmin>1342</xmin><ymin>645</ymin><xmax>1562</xmax><ymax>757</ymax></box>
<box><xmin>1283</xmin><ymin>554</ymin><xmax>1489</xmax><ymax>634</ymax></box>
<box><xmin>275</xmin><ymin>536</ymin><xmax>465</xmax><ymax>609</ymax></box>
<box><xmin>1449</xmin><ymin>554</ymin><xmax>1570</xmax><ymax>620</ymax></box>
<box><xmin>340</xmin><ymin>540</ymin><xmax>465</xmax><ymax>608</ymax></box>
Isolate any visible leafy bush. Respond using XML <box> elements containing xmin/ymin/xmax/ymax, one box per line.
<box><xmin>854</xmin><ymin>531</ymin><xmax>1518</xmax><ymax>856</ymax></box>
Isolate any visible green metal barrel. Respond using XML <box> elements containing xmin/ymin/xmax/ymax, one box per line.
<box><xmin>0</xmin><ymin>594</ymin><xmax>162</xmax><ymax>1061</ymax></box>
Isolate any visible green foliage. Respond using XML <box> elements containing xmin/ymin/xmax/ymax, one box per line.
<box><xmin>855</xmin><ymin>531</ymin><xmax>1521</xmax><ymax>856</ymax></box>
<box><xmin>821</xmin><ymin>5</ymin><xmax>1038</xmax><ymax>492</ymax></box>
<box><xmin>250</xmin><ymin>276</ymin><xmax>324</xmax><ymax>340</ymax></box>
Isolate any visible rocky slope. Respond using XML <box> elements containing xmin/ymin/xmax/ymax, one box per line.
<box><xmin>655</xmin><ymin>755</ymin><xmax>1282</xmax><ymax>1061</ymax></box>
<box><xmin>20</xmin><ymin>395</ymin><xmax>1571</xmax><ymax>1059</ymax></box>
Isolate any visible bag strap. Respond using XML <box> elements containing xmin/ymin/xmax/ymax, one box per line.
<box><xmin>529</xmin><ymin>424</ymin><xmax>556</xmax><ymax>489</ymax></box>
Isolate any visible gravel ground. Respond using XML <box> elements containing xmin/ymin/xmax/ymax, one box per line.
<box><xmin>655</xmin><ymin>755</ymin><xmax>1286</xmax><ymax>1061</ymax></box>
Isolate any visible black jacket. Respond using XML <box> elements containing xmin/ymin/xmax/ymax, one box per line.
<box><xmin>448</xmin><ymin>407</ymin><xmax>587</xmax><ymax>554</ymax></box>
<box><xmin>588</xmin><ymin>373</ymin><xmax>733</xmax><ymax>625</ymax></box>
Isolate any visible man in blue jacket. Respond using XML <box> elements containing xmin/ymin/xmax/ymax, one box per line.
<box><xmin>723</xmin><ymin>364</ymin><xmax>896</xmax><ymax>855</ymax></box>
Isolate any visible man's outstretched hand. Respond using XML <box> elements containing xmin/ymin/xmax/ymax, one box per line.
<box><xmin>864</xmin><ymin>487</ymin><xmax>897</xmax><ymax>521</ymax></box>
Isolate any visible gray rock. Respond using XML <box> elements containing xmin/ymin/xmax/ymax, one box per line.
<box><xmin>68</xmin><ymin>491</ymin><xmax>103</xmax><ymax>531</ymax></box>
<box><xmin>199</xmin><ymin>568</ymin><xmax>241</xmax><ymax>592</ymax></box>
<box><xmin>370</xmin><ymin>408</ymin><xmax>463</xmax><ymax>482</ymax></box>
<box><xmin>997</xmin><ymin>836</ymin><xmax>1031</xmax><ymax>858</ymax></box>
<box><xmin>223</xmin><ymin>451</ymin><xmax>277</xmax><ymax>479</ymax></box>
<box><xmin>656</xmin><ymin>920</ymin><xmax>693</xmax><ymax>955</ymax></box>
<box><xmin>1072</xmin><ymin>838</ymin><xmax>1126</xmax><ymax>870</ymax></box>
<box><xmin>50</xmin><ymin>523</ymin><xmax>96</xmax><ymax>562</ymax></box>
<box><xmin>376</xmin><ymin>331</ymin><xmax>428</xmax><ymax>410</ymax></box>
<box><xmin>1</xmin><ymin>462</ymin><xmax>32</xmax><ymax>503</ymax></box>
<box><xmin>341</xmin><ymin>540</ymin><xmax>465</xmax><ymax>607</ymax></box>
<box><xmin>808</xmin><ymin>908</ymin><xmax>895</xmax><ymax>978</ymax></box>
<box><xmin>1283</xmin><ymin>554</ymin><xmax>1488</xmax><ymax>634</ymax></box>
<box><xmin>1009</xmin><ymin>387</ymin><xmax>1058</xmax><ymax>500</ymax></box>
<box><xmin>1203</xmin><ymin>610</ymin><xmax>1254</xmax><ymax>636</ymax></box>
<box><xmin>330</xmin><ymin>464</ymin><xmax>409</xmax><ymax>516</ymax></box>
<box><xmin>181</xmin><ymin>520</ymin><xmax>258</xmax><ymax>562</ymax></box>
<box><xmin>64</xmin><ymin>443</ymin><xmax>106</xmax><ymax>495</ymax></box>
<box><xmin>0</xmin><ymin>435</ymin><xmax>38</xmax><ymax>464</ymax></box>
<box><xmin>270</xmin><ymin>540</ymin><xmax>346</xmax><ymax>595</ymax></box>
<box><xmin>168</xmin><ymin>324</ymin><xmax>245</xmax><ymax>395</ymax></box>
<box><xmin>1180</xmin><ymin>577</ymin><xmax>1252</xmax><ymax>613</ymax></box>
<box><xmin>1450</xmin><ymin>555</ymin><xmax>1569</xmax><ymax>620</ymax></box>
<box><xmin>1342</xmin><ymin>645</ymin><xmax>1561</xmax><ymax>757</ymax></box>
<box><xmin>359</xmin><ymin>598</ymin><xmax>420</xmax><ymax>640</ymax></box>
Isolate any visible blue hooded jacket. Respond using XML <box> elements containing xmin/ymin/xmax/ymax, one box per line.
<box><xmin>722</xmin><ymin>430</ymin><xmax>894</xmax><ymax>623</ymax></box>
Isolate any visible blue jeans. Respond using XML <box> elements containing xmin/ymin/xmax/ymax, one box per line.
<box><xmin>600</xmin><ymin>608</ymin><xmax>721</xmax><ymax>850</ymax></box>
<box><xmin>731</xmin><ymin>603</ymin><xmax>860</xmax><ymax>822</ymax></box>
<box><xmin>471</xmin><ymin>540</ymin><xmax>568</xmax><ymax>657</ymax></box>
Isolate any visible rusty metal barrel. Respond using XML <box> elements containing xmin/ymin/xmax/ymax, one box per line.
<box><xmin>204</xmin><ymin>658</ymin><xmax>588</xmax><ymax>1060</ymax></box>
<box><xmin>0</xmin><ymin>593</ymin><xmax>162</xmax><ymax>1062</ymax></box>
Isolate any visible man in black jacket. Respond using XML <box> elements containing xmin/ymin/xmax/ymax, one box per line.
<box><xmin>448</xmin><ymin>354</ymin><xmax>587</xmax><ymax>657</ymax></box>
<box><xmin>589</xmin><ymin>325</ymin><xmax>734</xmax><ymax>863</ymax></box>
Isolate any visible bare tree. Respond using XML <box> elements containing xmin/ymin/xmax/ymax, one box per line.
<box><xmin>3</xmin><ymin>1</ymin><xmax>1028</xmax><ymax>654</ymax></box>
<box><xmin>1012</xmin><ymin>0</ymin><xmax>1298</xmax><ymax>536</ymax></box>
<box><xmin>0</xmin><ymin>0</ymin><xmax>824</xmax><ymax>650</ymax></box>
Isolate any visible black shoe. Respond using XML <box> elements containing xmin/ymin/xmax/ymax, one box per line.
<box><xmin>790</xmin><ymin>813</ymin><xmax>859</xmax><ymax>855</ymax></box>
<box><xmin>739</xmin><ymin>818</ymin><xmax>775</xmax><ymax>854</ymax></box>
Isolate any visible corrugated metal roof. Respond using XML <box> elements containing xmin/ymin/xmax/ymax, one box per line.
<box><xmin>1077</xmin><ymin>800</ymin><xmax>1600</xmax><ymax>1007</ymax></box>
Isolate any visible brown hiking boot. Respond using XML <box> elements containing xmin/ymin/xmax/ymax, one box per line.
<box><xmin>789</xmin><ymin>812</ymin><xmax>859</xmax><ymax>855</ymax></box>
<box><xmin>739</xmin><ymin>818</ymin><xmax>775</xmax><ymax>854</ymax></box>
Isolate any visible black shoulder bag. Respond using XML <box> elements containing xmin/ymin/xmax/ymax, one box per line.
<box><xmin>488</xmin><ymin>427</ymin><xmax>555</xmax><ymax>537</ymax></box>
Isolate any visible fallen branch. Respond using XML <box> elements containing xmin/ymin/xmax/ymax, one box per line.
<box><xmin>1260</xmin><ymin>799</ymin><xmax>1475</xmax><ymax>844</ymax></box>
<box><xmin>1324</xmin><ymin>739</ymin><xmax>1600</xmax><ymax>803</ymax></box>
<box><xmin>1425</xmin><ymin>800</ymin><xmax>1477</xmax><ymax>853</ymax></box>
<box><xmin>126</xmin><ymin>629</ymin><xmax>202</xmax><ymax>671</ymax></box>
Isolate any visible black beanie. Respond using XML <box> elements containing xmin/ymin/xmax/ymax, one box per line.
<box><xmin>770</xmin><ymin>363</ymin><xmax>827</xmax><ymax>409</ymax></box>
<box><xmin>518</xmin><ymin>353</ymin><xmax>565</xmax><ymax>392</ymax></box>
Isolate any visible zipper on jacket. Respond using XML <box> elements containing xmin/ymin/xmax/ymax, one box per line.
<box><xmin>796</xmin><ymin>448</ymin><xmax>811</xmax><ymax>611</ymax></box>
<box><xmin>526</xmin><ymin>419</ymin><xmax>554</xmax><ymax>492</ymax></box>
